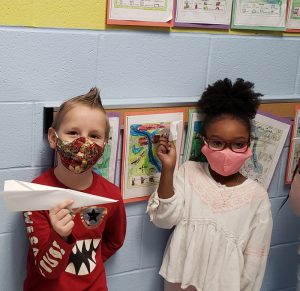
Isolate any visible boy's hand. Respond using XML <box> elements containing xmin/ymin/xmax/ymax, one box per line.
<box><xmin>49</xmin><ymin>199</ymin><xmax>75</xmax><ymax>240</ymax></box>
<box><xmin>157</xmin><ymin>136</ymin><xmax>176</xmax><ymax>171</ymax></box>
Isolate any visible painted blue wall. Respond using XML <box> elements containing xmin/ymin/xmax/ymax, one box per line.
<box><xmin>0</xmin><ymin>27</ymin><xmax>300</xmax><ymax>290</ymax></box>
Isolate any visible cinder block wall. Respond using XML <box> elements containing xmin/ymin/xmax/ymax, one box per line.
<box><xmin>0</xmin><ymin>28</ymin><xmax>300</xmax><ymax>291</ymax></box>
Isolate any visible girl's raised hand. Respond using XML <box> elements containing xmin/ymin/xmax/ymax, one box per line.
<box><xmin>49</xmin><ymin>199</ymin><xmax>75</xmax><ymax>240</ymax></box>
<box><xmin>157</xmin><ymin>136</ymin><xmax>176</xmax><ymax>171</ymax></box>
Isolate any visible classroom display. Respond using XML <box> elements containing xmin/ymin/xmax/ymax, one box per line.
<box><xmin>93</xmin><ymin>113</ymin><xmax>120</xmax><ymax>183</ymax></box>
<box><xmin>286</xmin><ymin>0</ymin><xmax>300</xmax><ymax>31</ymax></box>
<box><xmin>286</xmin><ymin>106</ymin><xmax>300</xmax><ymax>183</ymax></box>
<box><xmin>240</xmin><ymin>111</ymin><xmax>291</xmax><ymax>188</ymax></box>
<box><xmin>2</xmin><ymin>1</ymin><xmax>300</xmax><ymax>32</ymax></box>
<box><xmin>182</xmin><ymin>109</ymin><xmax>206</xmax><ymax>163</ymax></box>
<box><xmin>183</xmin><ymin>110</ymin><xmax>291</xmax><ymax>189</ymax></box>
<box><xmin>107</xmin><ymin>0</ymin><xmax>173</xmax><ymax>26</ymax></box>
<box><xmin>174</xmin><ymin>0</ymin><xmax>233</xmax><ymax>28</ymax></box>
<box><xmin>231</xmin><ymin>0</ymin><xmax>287</xmax><ymax>30</ymax></box>
<box><xmin>47</xmin><ymin>104</ymin><xmax>295</xmax><ymax>202</ymax></box>
<box><xmin>106</xmin><ymin>0</ymin><xmax>297</xmax><ymax>31</ymax></box>
<box><xmin>121</xmin><ymin>110</ymin><xmax>184</xmax><ymax>201</ymax></box>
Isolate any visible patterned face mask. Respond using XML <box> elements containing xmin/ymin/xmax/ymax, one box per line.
<box><xmin>55</xmin><ymin>132</ymin><xmax>104</xmax><ymax>174</ymax></box>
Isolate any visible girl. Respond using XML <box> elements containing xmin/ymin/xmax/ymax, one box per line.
<box><xmin>23</xmin><ymin>88</ymin><xmax>126</xmax><ymax>291</ymax></box>
<box><xmin>147</xmin><ymin>79</ymin><xmax>273</xmax><ymax>291</ymax></box>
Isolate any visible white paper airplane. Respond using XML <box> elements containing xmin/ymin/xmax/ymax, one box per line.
<box><xmin>0</xmin><ymin>180</ymin><xmax>117</xmax><ymax>211</ymax></box>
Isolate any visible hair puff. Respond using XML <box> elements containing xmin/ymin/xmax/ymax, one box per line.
<box><xmin>198</xmin><ymin>78</ymin><xmax>262</xmax><ymax>120</ymax></box>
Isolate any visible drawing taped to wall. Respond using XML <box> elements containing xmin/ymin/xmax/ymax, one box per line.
<box><xmin>182</xmin><ymin>109</ymin><xmax>206</xmax><ymax>164</ymax></box>
<box><xmin>107</xmin><ymin>0</ymin><xmax>173</xmax><ymax>26</ymax></box>
<box><xmin>241</xmin><ymin>111</ymin><xmax>291</xmax><ymax>188</ymax></box>
<box><xmin>286</xmin><ymin>0</ymin><xmax>300</xmax><ymax>30</ymax></box>
<box><xmin>231</xmin><ymin>0</ymin><xmax>287</xmax><ymax>30</ymax></box>
<box><xmin>121</xmin><ymin>109</ymin><xmax>184</xmax><ymax>202</ymax></box>
<box><xmin>93</xmin><ymin>113</ymin><xmax>120</xmax><ymax>183</ymax></box>
<box><xmin>174</xmin><ymin>0</ymin><xmax>233</xmax><ymax>28</ymax></box>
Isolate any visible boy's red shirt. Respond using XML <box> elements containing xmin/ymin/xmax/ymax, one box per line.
<box><xmin>23</xmin><ymin>169</ymin><xmax>126</xmax><ymax>291</ymax></box>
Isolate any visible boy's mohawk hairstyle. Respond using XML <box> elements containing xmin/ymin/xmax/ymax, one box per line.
<box><xmin>73</xmin><ymin>87</ymin><xmax>103</xmax><ymax>107</ymax></box>
<box><xmin>51</xmin><ymin>87</ymin><xmax>109</xmax><ymax>139</ymax></box>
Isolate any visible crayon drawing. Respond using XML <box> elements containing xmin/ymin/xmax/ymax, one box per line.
<box><xmin>182</xmin><ymin>109</ymin><xmax>206</xmax><ymax>164</ymax></box>
<box><xmin>241</xmin><ymin>112</ymin><xmax>290</xmax><ymax>188</ymax></box>
<box><xmin>93</xmin><ymin>114</ymin><xmax>120</xmax><ymax>183</ymax></box>
<box><xmin>122</xmin><ymin>110</ymin><xmax>184</xmax><ymax>201</ymax></box>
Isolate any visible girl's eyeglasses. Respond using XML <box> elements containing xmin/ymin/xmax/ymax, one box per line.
<box><xmin>202</xmin><ymin>137</ymin><xmax>250</xmax><ymax>153</ymax></box>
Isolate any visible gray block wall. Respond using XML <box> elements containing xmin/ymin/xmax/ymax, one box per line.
<box><xmin>0</xmin><ymin>27</ymin><xmax>300</xmax><ymax>290</ymax></box>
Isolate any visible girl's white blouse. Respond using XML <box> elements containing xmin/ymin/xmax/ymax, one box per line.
<box><xmin>147</xmin><ymin>161</ymin><xmax>273</xmax><ymax>291</ymax></box>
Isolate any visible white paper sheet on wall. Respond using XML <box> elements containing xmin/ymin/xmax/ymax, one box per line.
<box><xmin>109</xmin><ymin>0</ymin><xmax>173</xmax><ymax>22</ymax></box>
<box><xmin>0</xmin><ymin>180</ymin><xmax>116</xmax><ymax>211</ymax></box>
<box><xmin>175</xmin><ymin>0</ymin><xmax>234</xmax><ymax>25</ymax></box>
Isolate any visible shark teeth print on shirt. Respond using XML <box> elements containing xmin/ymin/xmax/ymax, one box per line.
<box><xmin>65</xmin><ymin>238</ymin><xmax>101</xmax><ymax>276</ymax></box>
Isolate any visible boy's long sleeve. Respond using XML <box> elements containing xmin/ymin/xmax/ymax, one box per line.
<box><xmin>240</xmin><ymin>206</ymin><xmax>273</xmax><ymax>291</ymax></box>
<box><xmin>101</xmin><ymin>200</ymin><xmax>126</xmax><ymax>262</ymax></box>
<box><xmin>24</xmin><ymin>210</ymin><xmax>76</xmax><ymax>279</ymax></box>
<box><xmin>24</xmin><ymin>170</ymin><xmax>126</xmax><ymax>291</ymax></box>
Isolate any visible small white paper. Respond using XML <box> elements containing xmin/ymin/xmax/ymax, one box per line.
<box><xmin>169</xmin><ymin>121</ymin><xmax>181</xmax><ymax>141</ymax></box>
<box><xmin>0</xmin><ymin>180</ymin><xmax>117</xmax><ymax>212</ymax></box>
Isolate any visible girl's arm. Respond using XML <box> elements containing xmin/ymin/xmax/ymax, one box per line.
<box><xmin>156</xmin><ymin>137</ymin><xmax>176</xmax><ymax>199</ymax></box>
<box><xmin>290</xmin><ymin>171</ymin><xmax>300</xmax><ymax>216</ymax></box>
<box><xmin>147</xmin><ymin>136</ymin><xmax>184</xmax><ymax>229</ymax></box>
<box><xmin>241</xmin><ymin>201</ymin><xmax>273</xmax><ymax>291</ymax></box>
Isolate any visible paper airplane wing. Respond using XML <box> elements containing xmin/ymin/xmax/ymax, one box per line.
<box><xmin>0</xmin><ymin>180</ymin><xmax>117</xmax><ymax>211</ymax></box>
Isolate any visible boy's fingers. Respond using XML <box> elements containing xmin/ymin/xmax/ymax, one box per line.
<box><xmin>63</xmin><ymin>220</ymin><xmax>75</xmax><ymax>232</ymax></box>
<box><xmin>50</xmin><ymin>199</ymin><xmax>74</xmax><ymax>215</ymax></box>
<box><xmin>55</xmin><ymin>208</ymin><xmax>71</xmax><ymax>221</ymax></box>
<box><xmin>60</xmin><ymin>213</ymin><xmax>74</xmax><ymax>225</ymax></box>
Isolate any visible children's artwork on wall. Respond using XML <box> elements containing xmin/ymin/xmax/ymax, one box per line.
<box><xmin>174</xmin><ymin>0</ymin><xmax>233</xmax><ymax>28</ymax></box>
<box><xmin>93</xmin><ymin>113</ymin><xmax>120</xmax><ymax>184</ymax></box>
<box><xmin>231</xmin><ymin>0</ymin><xmax>287</xmax><ymax>30</ymax></box>
<box><xmin>286</xmin><ymin>0</ymin><xmax>300</xmax><ymax>31</ymax></box>
<box><xmin>121</xmin><ymin>109</ymin><xmax>184</xmax><ymax>202</ymax></box>
<box><xmin>240</xmin><ymin>111</ymin><xmax>291</xmax><ymax>188</ymax></box>
<box><xmin>182</xmin><ymin>109</ymin><xmax>207</xmax><ymax>163</ymax></box>
<box><xmin>285</xmin><ymin>106</ymin><xmax>300</xmax><ymax>183</ymax></box>
<box><xmin>107</xmin><ymin>0</ymin><xmax>173</xmax><ymax>27</ymax></box>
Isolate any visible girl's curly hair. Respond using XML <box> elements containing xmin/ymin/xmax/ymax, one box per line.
<box><xmin>198</xmin><ymin>78</ymin><xmax>262</xmax><ymax>135</ymax></box>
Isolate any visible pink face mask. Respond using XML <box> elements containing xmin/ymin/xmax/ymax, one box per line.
<box><xmin>201</xmin><ymin>144</ymin><xmax>253</xmax><ymax>176</ymax></box>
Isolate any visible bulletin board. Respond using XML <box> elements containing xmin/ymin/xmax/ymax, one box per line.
<box><xmin>45</xmin><ymin>100</ymin><xmax>300</xmax><ymax>132</ymax></box>
<box><xmin>2</xmin><ymin>0</ymin><xmax>300</xmax><ymax>35</ymax></box>
<box><xmin>44</xmin><ymin>100</ymin><xmax>300</xmax><ymax>202</ymax></box>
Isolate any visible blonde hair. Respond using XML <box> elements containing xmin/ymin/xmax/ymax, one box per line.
<box><xmin>52</xmin><ymin>87</ymin><xmax>110</xmax><ymax>139</ymax></box>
